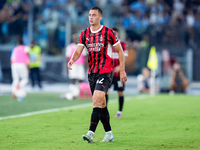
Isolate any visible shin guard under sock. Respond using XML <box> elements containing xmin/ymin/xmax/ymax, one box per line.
<box><xmin>119</xmin><ymin>96</ymin><xmax>124</xmax><ymax>112</ymax></box>
<box><xmin>100</xmin><ymin>107</ymin><xmax>111</xmax><ymax>132</ymax></box>
<box><xmin>89</xmin><ymin>108</ymin><xmax>101</xmax><ymax>132</ymax></box>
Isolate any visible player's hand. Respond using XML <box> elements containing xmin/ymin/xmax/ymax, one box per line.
<box><xmin>120</xmin><ymin>70</ymin><xmax>127</xmax><ymax>84</ymax></box>
<box><xmin>68</xmin><ymin>59</ymin><xmax>74</xmax><ymax>70</ymax></box>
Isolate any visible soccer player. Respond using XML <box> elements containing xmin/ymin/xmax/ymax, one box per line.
<box><xmin>61</xmin><ymin>34</ymin><xmax>87</xmax><ymax>100</ymax></box>
<box><xmin>11</xmin><ymin>38</ymin><xmax>29</xmax><ymax>101</ymax></box>
<box><xmin>105</xmin><ymin>27</ymin><xmax>128</xmax><ymax>118</ymax></box>
<box><xmin>68</xmin><ymin>7</ymin><xmax>127</xmax><ymax>143</ymax></box>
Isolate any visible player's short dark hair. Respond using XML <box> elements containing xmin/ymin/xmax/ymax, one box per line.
<box><xmin>112</xmin><ymin>27</ymin><xmax>119</xmax><ymax>32</ymax></box>
<box><xmin>17</xmin><ymin>38</ymin><xmax>23</xmax><ymax>45</ymax></box>
<box><xmin>90</xmin><ymin>7</ymin><xmax>103</xmax><ymax>15</ymax></box>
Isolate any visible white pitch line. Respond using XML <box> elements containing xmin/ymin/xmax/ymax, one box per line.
<box><xmin>0</xmin><ymin>95</ymin><xmax>148</xmax><ymax>121</ymax></box>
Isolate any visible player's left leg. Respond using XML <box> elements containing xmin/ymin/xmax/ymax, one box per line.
<box><xmin>94</xmin><ymin>73</ymin><xmax>114</xmax><ymax>142</ymax></box>
<box><xmin>35</xmin><ymin>67</ymin><xmax>42</xmax><ymax>89</ymax></box>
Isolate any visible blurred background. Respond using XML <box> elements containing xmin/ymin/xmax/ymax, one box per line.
<box><xmin>0</xmin><ymin>0</ymin><xmax>200</xmax><ymax>94</ymax></box>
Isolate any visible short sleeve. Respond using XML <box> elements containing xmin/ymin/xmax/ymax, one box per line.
<box><xmin>24</xmin><ymin>46</ymin><xmax>30</xmax><ymax>53</ymax></box>
<box><xmin>109</xmin><ymin>29</ymin><xmax>120</xmax><ymax>46</ymax></box>
<box><xmin>78</xmin><ymin>31</ymin><xmax>85</xmax><ymax>46</ymax></box>
<box><xmin>121</xmin><ymin>42</ymin><xmax>128</xmax><ymax>57</ymax></box>
<box><xmin>66</xmin><ymin>45</ymin><xmax>71</xmax><ymax>57</ymax></box>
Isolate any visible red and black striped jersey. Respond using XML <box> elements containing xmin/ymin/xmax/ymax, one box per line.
<box><xmin>78</xmin><ymin>25</ymin><xmax>120</xmax><ymax>74</ymax></box>
<box><xmin>112</xmin><ymin>41</ymin><xmax>128</xmax><ymax>77</ymax></box>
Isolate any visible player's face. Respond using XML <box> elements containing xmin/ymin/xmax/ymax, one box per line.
<box><xmin>88</xmin><ymin>10</ymin><xmax>102</xmax><ymax>26</ymax></box>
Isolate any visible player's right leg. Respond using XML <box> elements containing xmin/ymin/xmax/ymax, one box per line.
<box><xmin>82</xmin><ymin>74</ymin><xmax>100</xmax><ymax>143</ymax></box>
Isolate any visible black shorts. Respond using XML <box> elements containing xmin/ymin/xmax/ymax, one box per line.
<box><xmin>111</xmin><ymin>76</ymin><xmax>125</xmax><ymax>91</ymax></box>
<box><xmin>88</xmin><ymin>72</ymin><xmax>113</xmax><ymax>95</ymax></box>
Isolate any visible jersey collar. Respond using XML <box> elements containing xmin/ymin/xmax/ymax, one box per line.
<box><xmin>90</xmin><ymin>25</ymin><xmax>103</xmax><ymax>33</ymax></box>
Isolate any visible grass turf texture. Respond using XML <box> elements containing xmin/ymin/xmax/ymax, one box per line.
<box><xmin>0</xmin><ymin>94</ymin><xmax>200</xmax><ymax>150</ymax></box>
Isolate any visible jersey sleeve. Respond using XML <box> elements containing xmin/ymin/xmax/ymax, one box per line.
<box><xmin>121</xmin><ymin>42</ymin><xmax>128</xmax><ymax>57</ymax></box>
<box><xmin>78</xmin><ymin>30</ymin><xmax>85</xmax><ymax>46</ymax></box>
<box><xmin>66</xmin><ymin>45</ymin><xmax>71</xmax><ymax>57</ymax></box>
<box><xmin>24</xmin><ymin>46</ymin><xmax>30</xmax><ymax>53</ymax></box>
<box><xmin>109</xmin><ymin>29</ymin><xmax>120</xmax><ymax>46</ymax></box>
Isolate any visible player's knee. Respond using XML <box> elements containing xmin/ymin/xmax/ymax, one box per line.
<box><xmin>13</xmin><ymin>79</ymin><xmax>19</xmax><ymax>85</ymax></box>
<box><xmin>118</xmin><ymin>91</ymin><xmax>123</xmax><ymax>97</ymax></box>
<box><xmin>92</xmin><ymin>91</ymin><xmax>106</xmax><ymax>108</ymax></box>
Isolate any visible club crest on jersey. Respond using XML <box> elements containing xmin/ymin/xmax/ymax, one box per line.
<box><xmin>100</xmin><ymin>35</ymin><xmax>103</xmax><ymax>42</ymax></box>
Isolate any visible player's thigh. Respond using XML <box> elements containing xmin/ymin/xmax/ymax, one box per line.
<box><xmin>19</xmin><ymin>64</ymin><xmax>28</xmax><ymax>80</ymax></box>
<box><xmin>88</xmin><ymin>73</ymin><xmax>96</xmax><ymax>95</ymax></box>
<box><xmin>11</xmin><ymin>64</ymin><xmax>19</xmax><ymax>80</ymax></box>
<box><xmin>95</xmin><ymin>73</ymin><xmax>113</xmax><ymax>93</ymax></box>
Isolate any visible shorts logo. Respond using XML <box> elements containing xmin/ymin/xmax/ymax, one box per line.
<box><xmin>96</xmin><ymin>78</ymin><xmax>104</xmax><ymax>84</ymax></box>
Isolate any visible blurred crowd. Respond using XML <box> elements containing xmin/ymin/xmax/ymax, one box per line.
<box><xmin>0</xmin><ymin>0</ymin><xmax>29</xmax><ymax>44</ymax></box>
<box><xmin>0</xmin><ymin>0</ymin><xmax>200</xmax><ymax>53</ymax></box>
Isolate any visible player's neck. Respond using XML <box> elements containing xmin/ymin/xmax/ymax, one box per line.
<box><xmin>91</xmin><ymin>24</ymin><xmax>102</xmax><ymax>32</ymax></box>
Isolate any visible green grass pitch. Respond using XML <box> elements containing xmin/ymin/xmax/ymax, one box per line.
<box><xmin>0</xmin><ymin>93</ymin><xmax>200</xmax><ymax>150</ymax></box>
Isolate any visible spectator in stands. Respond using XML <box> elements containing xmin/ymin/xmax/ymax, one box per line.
<box><xmin>169</xmin><ymin>62</ymin><xmax>188</xmax><ymax>94</ymax></box>
<box><xmin>11</xmin><ymin>38</ymin><xmax>29</xmax><ymax>101</ymax></box>
<box><xmin>8</xmin><ymin>0</ymin><xmax>29</xmax><ymax>37</ymax></box>
<box><xmin>28</xmin><ymin>40</ymin><xmax>42</xmax><ymax>89</ymax></box>
<box><xmin>0</xmin><ymin>0</ymin><xmax>29</xmax><ymax>44</ymax></box>
<box><xmin>137</xmin><ymin>67</ymin><xmax>151</xmax><ymax>94</ymax></box>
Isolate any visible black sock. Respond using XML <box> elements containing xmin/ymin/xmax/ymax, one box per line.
<box><xmin>89</xmin><ymin>108</ymin><xmax>101</xmax><ymax>132</ymax></box>
<box><xmin>119</xmin><ymin>96</ymin><xmax>124</xmax><ymax>112</ymax></box>
<box><xmin>105</xmin><ymin>94</ymin><xmax>108</xmax><ymax>105</ymax></box>
<box><xmin>100</xmin><ymin>107</ymin><xmax>111</xmax><ymax>132</ymax></box>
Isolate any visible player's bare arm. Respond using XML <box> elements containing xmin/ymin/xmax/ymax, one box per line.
<box><xmin>114</xmin><ymin>43</ymin><xmax>127</xmax><ymax>84</ymax></box>
<box><xmin>68</xmin><ymin>45</ymin><xmax>84</xmax><ymax>70</ymax></box>
<box><xmin>114</xmin><ymin>56</ymin><xmax>127</xmax><ymax>73</ymax></box>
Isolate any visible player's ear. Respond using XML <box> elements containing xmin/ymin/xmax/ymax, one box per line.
<box><xmin>99</xmin><ymin>14</ymin><xmax>102</xmax><ymax>20</ymax></box>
